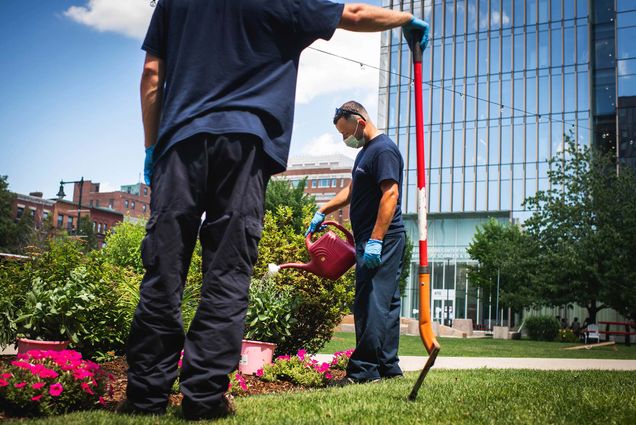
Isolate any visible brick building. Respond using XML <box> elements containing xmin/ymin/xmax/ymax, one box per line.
<box><xmin>10</xmin><ymin>192</ymin><xmax>123</xmax><ymax>248</ymax></box>
<box><xmin>275</xmin><ymin>154</ymin><xmax>354</xmax><ymax>225</ymax></box>
<box><xmin>72</xmin><ymin>180</ymin><xmax>151</xmax><ymax>221</ymax></box>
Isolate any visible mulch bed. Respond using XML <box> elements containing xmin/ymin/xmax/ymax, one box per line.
<box><xmin>1</xmin><ymin>354</ymin><xmax>346</xmax><ymax>417</ymax></box>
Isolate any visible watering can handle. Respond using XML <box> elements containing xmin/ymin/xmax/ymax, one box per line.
<box><xmin>305</xmin><ymin>220</ymin><xmax>355</xmax><ymax>249</ymax></box>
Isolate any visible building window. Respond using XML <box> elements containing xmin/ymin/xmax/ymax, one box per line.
<box><xmin>144</xmin><ymin>187</ymin><xmax>148</xmax><ymax>196</ymax></box>
<box><xmin>29</xmin><ymin>208</ymin><xmax>36</xmax><ymax>218</ymax></box>
<box><xmin>16</xmin><ymin>207</ymin><xmax>24</xmax><ymax>219</ymax></box>
<box><xmin>103</xmin><ymin>223</ymin><xmax>108</xmax><ymax>233</ymax></box>
<box><xmin>108</xmin><ymin>199</ymin><xmax>114</xmax><ymax>209</ymax></box>
<box><xmin>124</xmin><ymin>200</ymin><xmax>129</xmax><ymax>208</ymax></box>
<box><xmin>131</xmin><ymin>201</ymin><xmax>136</xmax><ymax>210</ymax></box>
<box><xmin>97</xmin><ymin>223</ymin><xmax>102</xmax><ymax>233</ymax></box>
<box><xmin>93</xmin><ymin>221</ymin><xmax>97</xmax><ymax>230</ymax></box>
<box><xmin>43</xmin><ymin>210</ymin><xmax>50</xmax><ymax>220</ymax></box>
<box><xmin>89</xmin><ymin>200</ymin><xmax>93</xmax><ymax>207</ymax></box>
<box><xmin>95</xmin><ymin>200</ymin><xmax>100</xmax><ymax>207</ymax></box>
<box><xmin>312</xmin><ymin>180</ymin><xmax>317</xmax><ymax>188</ymax></box>
<box><xmin>67</xmin><ymin>216</ymin><xmax>74</xmax><ymax>231</ymax></box>
<box><xmin>57</xmin><ymin>214</ymin><xmax>63</xmax><ymax>228</ymax></box>
<box><xmin>341</xmin><ymin>179</ymin><xmax>345</xmax><ymax>187</ymax></box>
<box><xmin>142</xmin><ymin>204</ymin><xmax>147</xmax><ymax>213</ymax></box>
<box><xmin>331</xmin><ymin>179</ymin><xmax>337</xmax><ymax>187</ymax></box>
<box><xmin>318</xmin><ymin>179</ymin><xmax>331</xmax><ymax>188</ymax></box>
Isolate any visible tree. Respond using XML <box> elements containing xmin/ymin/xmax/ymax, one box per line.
<box><xmin>0</xmin><ymin>175</ymin><xmax>18</xmax><ymax>252</ymax></box>
<box><xmin>78</xmin><ymin>218</ymin><xmax>98</xmax><ymax>252</ymax></box>
<box><xmin>265</xmin><ymin>177</ymin><xmax>315</xmax><ymax>234</ymax></box>
<box><xmin>467</xmin><ymin>218</ymin><xmax>538</xmax><ymax>311</ymax></box>
<box><xmin>523</xmin><ymin>135</ymin><xmax>636</xmax><ymax>322</ymax></box>
<box><xmin>398</xmin><ymin>233</ymin><xmax>414</xmax><ymax>297</ymax></box>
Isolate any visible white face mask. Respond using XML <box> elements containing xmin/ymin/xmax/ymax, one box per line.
<box><xmin>343</xmin><ymin>121</ymin><xmax>366</xmax><ymax>149</ymax></box>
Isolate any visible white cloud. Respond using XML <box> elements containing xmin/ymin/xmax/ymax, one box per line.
<box><xmin>64</xmin><ymin>0</ymin><xmax>153</xmax><ymax>40</ymax></box>
<box><xmin>296</xmin><ymin>30</ymin><xmax>380</xmax><ymax>106</ymax></box>
<box><xmin>301</xmin><ymin>133</ymin><xmax>359</xmax><ymax>159</ymax></box>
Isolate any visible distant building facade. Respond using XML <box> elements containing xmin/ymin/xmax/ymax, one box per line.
<box><xmin>72</xmin><ymin>180</ymin><xmax>151</xmax><ymax>220</ymax></box>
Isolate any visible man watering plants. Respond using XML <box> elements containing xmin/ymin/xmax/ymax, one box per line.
<box><xmin>306</xmin><ymin>101</ymin><xmax>408</xmax><ymax>384</ymax></box>
<box><xmin>125</xmin><ymin>0</ymin><xmax>429</xmax><ymax>420</ymax></box>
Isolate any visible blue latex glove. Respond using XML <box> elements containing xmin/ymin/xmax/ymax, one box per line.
<box><xmin>305</xmin><ymin>211</ymin><xmax>326</xmax><ymax>236</ymax></box>
<box><xmin>363</xmin><ymin>239</ymin><xmax>383</xmax><ymax>268</ymax></box>
<box><xmin>402</xmin><ymin>17</ymin><xmax>430</xmax><ymax>51</ymax></box>
<box><xmin>144</xmin><ymin>145</ymin><xmax>155</xmax><ymax>186</ymax></box>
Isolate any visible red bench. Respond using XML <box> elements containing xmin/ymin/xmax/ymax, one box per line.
<box><xmin>598</xmin><ymin>321</ymin><xmax>636</xmax><ymax>346</ymax></box>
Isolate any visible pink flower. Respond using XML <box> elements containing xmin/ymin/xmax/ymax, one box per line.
<box><xmin>1</xmin><ymin>373</ymin><xmax>12</xmax><ymax>379</ymax></box>
<box><xmin>73</xmin><ymin>369</ymin><xmax>94</xmax><ymax>380</ymax></box>
<box><xmin>31</xmin><ymin>395</ymin><xmax>43</xmax><ymax>402</ymax></box>
<box><xmin>11</xmin><ymin>360</ymin><xmax>32</xmax><ymax>370</ymax></box>
<box><xmin>99</xmin><ymin>396</ymin><xmax>106</xmax><ymax>406</ymax></box>
<box><xmin>255</xmin><ymin>369</ymin><xmax>263</xmax><ymax>377</ymax></box>
<box><xmin>31</xmin><ymin>382</ymin><xmax>46</xmax><ymax>390</ymax></box>
<box><xmin>297</xmin><ymin>349</ymin><xmax>307</xmax><ymax>360</ymax></box>
<box><xmin>14</xmin><ymin>382</ymin><xmax>27</xmax><ymax>389</ymax></box>
<box><xmin>276</xmin><ymin>355</ymin><xmax>290</xmax><ymax>361</ymax></box>
<box><xmin>0</xmin><ymin>379</ymin><xmax>9</xmax><ymax>387</ymax></box>
<box><xmin>81</xmin><ymin>382</ymin><xmax>95</xmax><ymax>395</ymax></box>
<box><xmin>49</xmin><ymin>383</ymin><xmax>63</xmax><ymax>397</ymax></box>
<box><xmin>325</xmin><ymin>372</ymin><xmax>333</xmax><ymax>380</ymax></box>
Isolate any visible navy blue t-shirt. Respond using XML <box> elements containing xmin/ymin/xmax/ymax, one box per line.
<box><xmin>142</xmin><ymin>0</ymin><xmax>344</xmax><ymax>174</ymax></box>
<box><xmin>350</xmin><ymin>134</ymin><xmax>405</xmax><ymax>243</ymax></box>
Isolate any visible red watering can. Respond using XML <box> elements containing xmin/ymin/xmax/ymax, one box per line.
<box><xmin>269</xmin><ymin>221</ymin><xmax>356</xmax><ymax>281</ymax></box>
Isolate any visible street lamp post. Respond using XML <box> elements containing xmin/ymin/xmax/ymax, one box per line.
<box><xmin>57</xmin><ymin>177</ymin><xmax>84</xmax><ymax>235</ymax></box>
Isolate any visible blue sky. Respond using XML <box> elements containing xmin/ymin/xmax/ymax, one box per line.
<box><xmin>0</xmin><ymin>0</ymin><xmax>383</xmax><ymax>198</ymax></box>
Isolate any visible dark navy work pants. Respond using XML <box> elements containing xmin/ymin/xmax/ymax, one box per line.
<box><xmin>346</xmin><ymin>231</ymin><xmax>406</xmax><ymax>381</ymax></box>
<box><xmin>126</xmin><ymin>133</ymin><xmax>269</xmax><ymax>417</ymax></box>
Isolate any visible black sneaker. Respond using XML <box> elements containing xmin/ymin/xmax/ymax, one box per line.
<box><xmin>182</xmin><ymin>394</ymin><xmax>236</xmax><ymax>421</ymax></box>
<box><xmin>115</xmin><ymin>400</ymin><xmax>165</xmax><ymax>416</ymax></box>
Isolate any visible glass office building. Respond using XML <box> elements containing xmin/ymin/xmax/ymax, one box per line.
<box><xmin>378</xmin><ymin>1</ymin><xmax>636</xmax><ymax>324</ymax></box>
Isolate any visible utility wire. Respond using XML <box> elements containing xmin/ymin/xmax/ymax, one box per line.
<box><xmin>308</xmin><ymin>46</ymin><xmax>592</xmax><ymax>133</ymax></box>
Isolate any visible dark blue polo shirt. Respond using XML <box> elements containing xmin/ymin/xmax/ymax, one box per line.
<box><xmin>142</xmin><ymin>0</ymin><xmax>344</xmax><ymax>174</ymax></box>
<box><xmin>350</xmin><ymin>134</ymin><xmax>405</xmax><ymax>243</ymax></box>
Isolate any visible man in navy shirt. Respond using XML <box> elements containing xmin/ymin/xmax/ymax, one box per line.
<box><xmin>306</xmin><ymin>101</ymin><xmax>406</xmax><ymax>383</ymax></box>
<box><xmin>128</xmin><ymin>0</ymin><xmax>428</xmax><ymax>419</ymax></box>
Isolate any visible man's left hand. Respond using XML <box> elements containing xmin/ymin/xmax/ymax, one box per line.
<box><xmin>363</xmin><ymin>239</ymin><xmax>383</xmax><ymax>268</ymax></box>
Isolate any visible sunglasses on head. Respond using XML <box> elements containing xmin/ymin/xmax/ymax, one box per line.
<box><xmin>333</xmin><ymin>107</ymin><xmax>366</xmax><ymax>125</ymax></box>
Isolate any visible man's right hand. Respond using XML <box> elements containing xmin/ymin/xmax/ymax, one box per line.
<box><xmin>305</xmin><ymin>211</ymin><xmax>326</xmax><ymax>236</ymax></box>
<box><xmin>144</xmin><ymin>145</ymin><xmax>155</xmax><ymax>186</ymax></box>
<box><xmin>402</xmin><ymin>17</ymin><xmax>430</xmax><ymax>51</ymax></box>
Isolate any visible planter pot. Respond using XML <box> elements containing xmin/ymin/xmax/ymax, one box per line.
<box><xmin>17</xmin><ymin>338</ymin><xmax>69</xmax><ymax>354</ymax></box>
<box><xmin>239</xmin><ymin>339</ymin><xmax>276</xmax><ymax>375</ymax></box>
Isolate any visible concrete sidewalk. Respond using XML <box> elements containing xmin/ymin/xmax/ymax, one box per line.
<box><xmin>314</xmin><ymin>354</ymin><xmax>636</xmax><ymax>371</ymax></box>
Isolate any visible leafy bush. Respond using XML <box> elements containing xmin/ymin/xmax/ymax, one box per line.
<box><xmin>559</xmin><ymin>328</ymin><xmax>578</xmax><ymax>343</ymax></box>
<box><xmin>0</xmin><ymin>258</ymin><xmax>30</xmax><ymax>348</ymax></box>
<box><xmin>253</xmin><ymin>206</ymin><xmax>355</xmax><ymax>355</ymax></box>
<box><xmin>0</xmin><ymin>350</ymin><xmax>113</xmax><ymax>417</ymax></box>
<box><xmin>15</xmin><ymin>270</ymin><xmax>96</xmax><ymax>343</ymax></box>
<box><xmin>258</xmin><ymin>349</ymin><xmax>333</xmax><ymax>387</ymax></box>
<box><xmin>525</xmin><ymin>316</ymin><xmax>560</xmax><ymax>341</ymax></box>
<box><xmin>244</xmin><ymin>279</ymin><xmax>298</xmax><ymax>345</ymax></box>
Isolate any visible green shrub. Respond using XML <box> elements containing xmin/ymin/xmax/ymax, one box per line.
<box><xmin>244</xmin><ymin>279</ymin><xmax>298</xmax><ymax>345</ymax></box>
<box><xmin>559</xmin><ymin>328</ymin><xmax>578</xmax><ymax>343</ymax></box>
<box><xmin>0</xmin><ymin>258</ymin><xmax>30</xmax><ymax>348</ymax></box>
<box><xmin>253</xmin><ymin>206</ymin><xmax>355</xmax><ymax>355</ymax></box>
<box><xmin>525</xmin><ymin>316</ymin><xmax>560</xmax><ymax>341</ymax></box>
<box><xmin>258</xmin><ymin>350</ymin><xmax>333</xmax><ymax>387</ymax></box>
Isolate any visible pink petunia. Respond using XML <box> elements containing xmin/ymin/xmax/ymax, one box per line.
<box><xmin>31</xmin><ymin>382</ymin><xmax>46</xmax><ymax>390</ymax></box>
<box><xmin>14</xmin><ymin>382</ymin><xmax>27</xmax><ymax>389</ymax></box>
<box><xmin>11</xmin><ymin>360</ymin><xmax>32</xmax><ymax>370</ymax></box>
<box><xmin>31</xmin><ymin>395</ymin><xmax>43</xmax><ymax>402</ymax></box>
<box><xmin>0</xmin><ymin>379</ymin><xmax>9</xmax><ymax>387</ymax></box>
<box><xmin>297</xmin><ymin>349</ymin><xmax>307</xmax><ymax>360</ymax></box>
<box><xmin>81</xmin><ymin>382</ymin><xmax>95</xmax><ymax>395</ymax></box>
<box><xmin>1</xmin><ymin>373</ymin><xmax>12</xmax><ymax>379</ymax></box>
<box><xmin>49</xmin><ymin>383</ymin><xmax>63</xmax><ymax>397</ymax></box>
<box><xmin>255</xmin><ymin>368</ymin><xmax>263</xmax><ymax>377</ymax></box>
<box><xmin>325</xmin><ymin>372</ymin><xmax>333</xmax><ymax>380</ymax></box>
<box><xmin>98</xmin><ymin>396</ymin><xmax>106</xmax><ymax>406</ymax></box>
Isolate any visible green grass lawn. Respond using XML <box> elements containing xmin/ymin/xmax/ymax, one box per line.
<box><xmin>320</xmin><ymin>332</ymin><xmax>636</xmax><ymax>359</ymax></box>
<box><xmin>7</xmin><ymin>370</ymin><xmax>636</xmax><ymax>424</ymax></box>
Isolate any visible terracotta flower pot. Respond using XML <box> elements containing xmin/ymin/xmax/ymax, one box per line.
<box><xmin>16</xmin><ymin>338</ymin><xmax>69</xmax><ymax>354</ymax></box>
<box><xmin>238</xmin><ymin>339</ymin><xmax>276</xmax><ymax>375</ymax></box>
